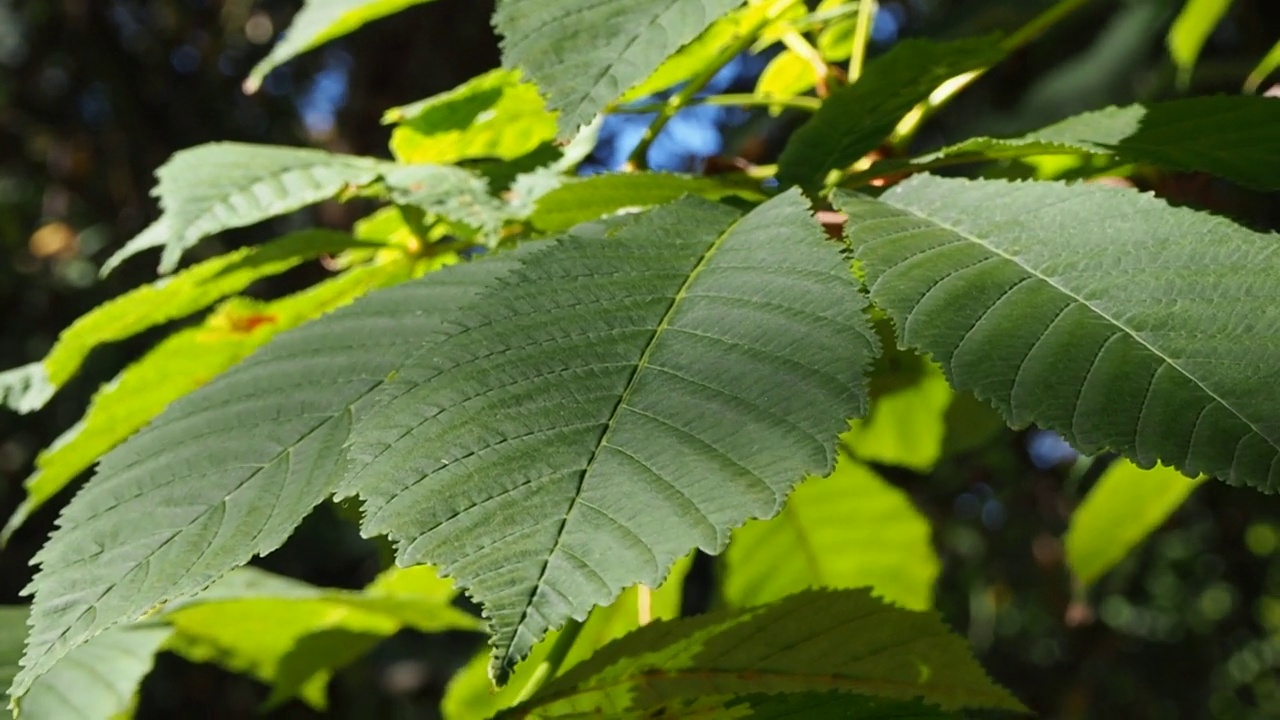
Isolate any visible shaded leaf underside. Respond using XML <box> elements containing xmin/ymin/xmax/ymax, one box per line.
<box><xmin>17</xmin><ymin>191</ymin><xmax>874</xmax><ymax>700</ymax></box>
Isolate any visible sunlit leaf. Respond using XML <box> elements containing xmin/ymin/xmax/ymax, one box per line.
<box><xmin>386</xmin><ymin>69</ymin><xmax>557</xmax><ymax>165</ymax></box>
<box><xmin>845</xmin><ymin>359</ymin><xmax>953</xmax><ymax>473</ymax></box>
<box><xmin>245</xmin><ymin>0</ymin><xmax>443</xmax><ymax>92</ymax></box>
<box><xmin>496</xmin><ymin>0</ymin><xmax>749</xmax><ymax>135</ymax></box>
<box><xmin>164</xmin><ymin>566</ymin><xmax>479</xmax><ymax>709</ymax></box>
<box><xmin>1</xmin><ymin>259</ymin><xmax>417</xmax><ymax>545</ymax></box>
<box><xmin>777</xmin><ymin>37</ymin><xmax>1004</xmax><ymax>191</ymax></box>
<box><xmin>1065</xmin><ymin>460</ymin><xmax>1206</xmax><ymax>586</ymax></box>
<box><xmin>1245</xmin><ymin>38</ymin><xmax>1280</xmax><ymax>94</ymax></box>
<box><xmin>1167</xmin><ymin>0</ymin><xmax>1235</xmax><ymax>87</ymax></box>
<box><xmin>723</xmin><ymin>452</ymin><xmax>938</xmax><ymax>610</ymax></box>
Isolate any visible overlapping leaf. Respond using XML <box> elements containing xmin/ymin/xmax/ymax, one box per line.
<box><xmin>722</xmin><ymin>451</ymin><xmax>938</xmax><ymax>610</ymax></box>
<box><xmin>12</xmin><ymin>253</ymin><xmax>533</xmax><ymax>705</ymax></box>
<box><xmin>245</xmin><ymin>0</ymin><xmax>443</xmax><ymax>92</ymax></box>
<box><xmin>442</xmin><ymin>555</ymin><xmax>692</xmax><ymax>720</ymax></box>
<box><xmin>529</xmin><ymin>172</ymin><xmax>765</xmax><ymax>232</ymax></box>
<box><xmin>777</xmin><ymin>37</ymin><xmax>1005</xmax><ymax>191</ymax></box>
<box><xmin>101</xmin><ymin>143</ymin><xmax>503</xmax><ymax>273</ymax></box>
<box><xmin>15</xmin><ymin>192</ymin><xmax>874</xmax><ymax>703</ymax></box>
<box><xmin>853</xmin><ymin>96</ymin><xmax>1280</xmax><ymax>190</ymax></box>
<box><xmin>0</xmin><ymin>608</ymin><xmax>170</xmax><ymax>720</ymax></box>
<box><xmin>495</xmin><ymin>0</ymin><xmax>748</xmax><ymax>135</ymax></box>
<box><xmin>1</xmin><ymin>259</ymin><xmax>417</xmax><ymax>544</ymax></box>
<box><xmin>386</xmin><ymin>69</ymin><xmax>557</xmax><ymax>165</ymax></box>
<box><xmin>509</xmin><ymin>589</ymin><xmax>1024</xmax><ymax>716</ymax></box>
<box><xmin>164</xmin><ymin>565</ymin><xmax>479</xmax><ymax>709</ymax></box>
<box><xmin>340</xmin><ymin>191</ymin><xmax>875</xmax><ymax>681</ymax></box>
<box><xmin>1066</xmin><ymin>460</ymin><xmax>1206</xmax><ymax>586</ymax></box>
<box><xmin>836</xmin><ymin>176</ymin><xmax>1280</xmax><ymax>490</ymax></box>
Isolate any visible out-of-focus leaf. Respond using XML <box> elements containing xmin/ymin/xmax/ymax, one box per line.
<box><xmin>245</xmin><ymin>0</ymin><xmax>443</xmax><ymax>92</ymax></box>
<box><xmin>511</xmin><ymin>589</ymin><xmax>1024</xmax><ymax>716</ymax></box>
<box><xmin>1245</xmin><ymin>38</ymin><xmax>1280</xmax><ymax>93</ymax></box>
<box><xmin>777</xmin><ymin>37</ymin><xmax>1004</xmax><ymax>191</ymax></box>
<box><xmin>440</xmin><ymin>555</ymin><xmax>692</xmax><ymax>720</ymax></box>
<box><xmin>386</xmin><ymin>69</ymin><xmax>557</xmax><ymax>165</ymax></box>
<box><xmin>1065</xmin><ymin>460</ymin><xmax>1206</xmax><ymax>586</ymax></box>
<box><xmin>845</xmin><ymin>360</ymin><xmax>953</xmax><ymax>473</ymax></box>
<box><xmin>855</xmin><ymin>96</ymin><xmax>1280</xmax><ymax>190</ymax></box>
<box><xmin>164</xmin><ymin>566</ymin><xmax>479</xmax><ymax>710</ymax></box>
<box><xmin>723</xmin><ymin>452</ymin><xmax>938</xmax><ymax>610</ymax></box>
<box><xmin>1</xmin><ymin>259</ymin><xmax>417</xmax><ymax>546</ymax></box>
<box><xmin>1167</xmin><ymin>0</ymin><xmax>1235</xmax><ymax>87</ymax></box>
<box><xmin>756</xmin><ymin>49</ymin><xmax>817</xmax><ymax>103</ymax></box>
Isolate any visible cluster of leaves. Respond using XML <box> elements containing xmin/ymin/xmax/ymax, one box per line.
<box><xmin>1</xmin><ymin>0</ymin><xmax>1277</xmax><ymax>717</ymax></box>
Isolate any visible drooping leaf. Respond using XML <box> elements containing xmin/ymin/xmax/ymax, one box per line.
<box><xmin>1</xmin><ymin>259</ymin><xmax>417</xmax><ymax>545</ymax></box>
<box><xmin>12</xmin><ymin>254</ymin><xmax>532</xmax><ymax>705</ymax></box>
<box><xmin>386</xmin><ymin>69</ymin><xmax>557</xmax><ymax>165</ymax></box>
<box><xmin>853</xmin><ymin>96</ymin><xmax>1280</xmax><ymax>191</ymax></box>
<box><xmin>102</xmin><ymin>144</ymin><xmax>389</xmax><ymax>274</ymax></box>
<box><xmin>777</xmin><ymin>37</ymin><xmax>1005</xmax><ymax>191</ymax></box>
<box><xmin>529</xmin><ymin>172</ymin><xmax>765</xmax><ymax>232</ymax></box>
<box><xmin>1065</xmin><ymin>460</ymin><xmax>1206</xmax><ymax>586</ymax></box>
<box><xmin>245</xmin><ymin>0</ymin><xmax>443</xmax><ymax>92</ymax></box>
<box><xmin>1167</xmin><ymin>0</ymin><xmax>1235</xmax><ymax>87</ymax></box>
<box><xmin>510</xmin><ymin>588</ymin><xmax>1024</xmax><ymax>716</ymax></box>
<box><xmin>164</xmin><ymin>565</ymin><xmax>479</xmax><ymax>709</ymax></box>
<box><xmin>441</xmin><ymin>555</ymin><xmax>692</xmax><ymax>720</ymax></box>
<box><xmin>1245</xmin><ymin>38</ymin><xmax>1280</xmax><ymax>94</ymax></box>
<box><xmin>495</xmin><ymin>0</ymin><xmax>749</xmax><ymax>135</ymax></box>
<box><xmin>0</xmin><ymin>607</ymin><xmax>170</xmax><ymax>720</ymax></box>
<box><xmin>835</xmin><ymin>176</ymin><xmax>1280</xmax><ymax>490</ymax></box>
<box><xmin>339</xmin><ymin>190</ymin><xmax>876</xmax><ymax>682</ymax></box>
<box><xmin>722</xmin><ymin>451</ymin><xmax>938</xmax><ymax>610</ymax></box>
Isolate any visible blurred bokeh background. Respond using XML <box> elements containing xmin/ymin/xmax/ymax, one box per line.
<box><xmin>2</xmin><ymin>0</ymin><xmax>1279</xmax><ymax>717</ymax></box>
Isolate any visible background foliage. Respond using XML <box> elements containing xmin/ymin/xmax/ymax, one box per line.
<box><xmin>1</xmin><ymin>0</ymin><xmax>1278</xmax><ymax>718</ymax></box>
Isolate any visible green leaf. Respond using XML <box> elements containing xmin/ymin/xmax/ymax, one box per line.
<box><xmin>1245</xmin><ymin>38</ymin><xmax>1280</xmax><ymax>94</ymax></box>
<box><xmin>756</xmin><ymin>49</ymin><xmax>818</xmax><ymax>103</ymax></box>
<box><xmin>1065</xmin><ymin>460</ymin><xmax>1206</xmax><ymax>586</ymax></box>
<box><xmin>722</xmin><ymin>691</ymin><xmax>956</xmax><ymax>719</ymax></box>
<box><xmin>164</xmin><ymin>565</ymin><xmax>479</xmax><ymax>709</ymax></box>
<box><xmin>512</xmin><ymin>588</ymin><xmax>1024</xmax><ymax>716</ymax></box>
<box><xmin>495</xmin><ymin>0</ymin><xmax>749</xmax><ymax>135</ymax></box>
<box><xmin>529</xmin><ymin>172</ymin><xmax>765</xmax><ymax>232</ymax></box>
<box><xmin>341</xmin><ymin>190</ymin><xmax>876</xmax><ymax>682</ymax></box>
<box><xmin>1</xmin><ymin>258</ymin><xmax>417</xmax><ymax>545</ymax></box>
<box><xmin>777</xmin><ymin>37</ymin><xmax>1004</xmax><ymax>191</ymax></box>
<box><xmin>8</xmin><ymin>230</ymin><xmax>375</xmax><ymax>414</ymax></box>
<box><xmin>722</xmin><ymin>451</ymin><xmax>938</xmax><ymax>610</ymax></box>
<box><xmin>441</xmin><ymin>554</ymin><xmax>692</xmax><ymax>720</ymax></box>
<box><xmin>617</xmin><ymin>10</ymin><xmax>746</xmax><ymax>102</ymax></box>
<box><xmin>1167</xmin><ymin>0</ymin><xmax>1235</xmax><ymax>87</ymax></box>
<box><xmin>379</xmin><ymin>164</ymin><xmax>512</xmax><ymax>243</ymax></box>
<box><xmin>845</xmin><ymin>358</ymin><xmax>953</xmax><ymax>473</ymax></box>
<box><xmin>103</xmin><ymin>143</ymin><xmax>388</xmax><ymax>274</ymax></box>
<box><xmin>13</xmin><ymin>253</ymin><xmax>531</xmax><ymax>704</ymax></box>
<box><xmin>386</xmin><ymin>69</ymin><xmax>557</xmax><ymax>165</ymax></box>
<box><xmin>855</xmin><ymin>96</ymin><xmax>1280</xmax><ymax>191</ymax></box>
<box><xmin>0</xmin><ymin>607</ymin><xmax>170</xmax><ymax>720</ymax></box>
<box><xmin>835</xmin><ymin>176</ymin><xmax>1280</xmax><ymax>490</ymax></box>
<box><xmin>245</xmin><ymin>0</ymin><xmax>442</xmax><ymax>93</ymax></box>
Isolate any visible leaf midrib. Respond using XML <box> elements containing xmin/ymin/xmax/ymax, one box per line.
<box><xmin>884</xmin><ymin>207</ymin><xmax>1280</xmax><ymax>459</ymax></box>
<box><xmin>504</xmin><ymin>215</ymin><xmax>746</xmax><ymax>668</ymax></box>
